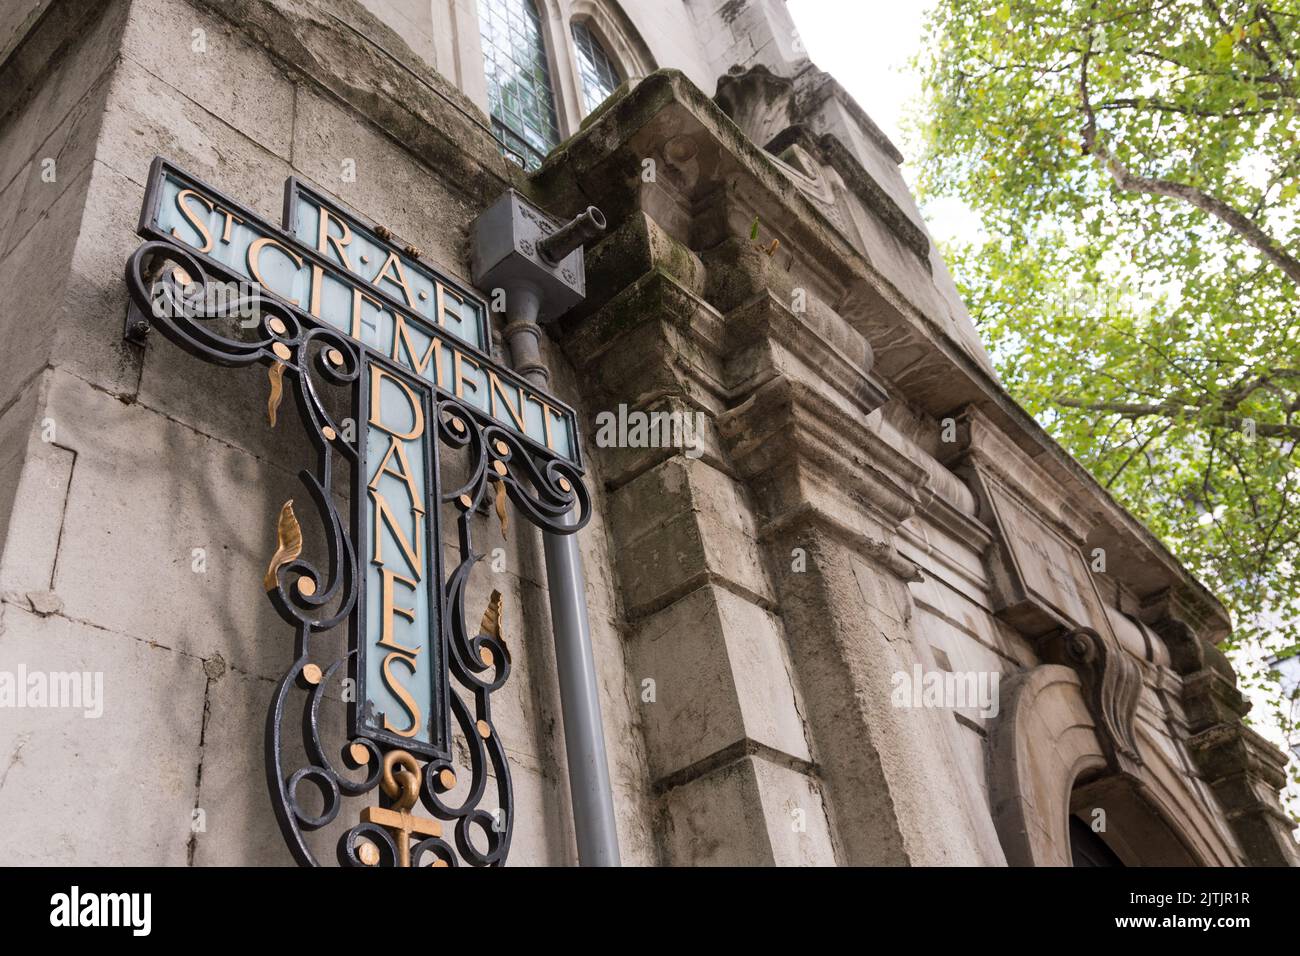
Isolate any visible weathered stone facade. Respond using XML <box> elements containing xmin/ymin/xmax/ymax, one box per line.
<box><xmin>0</xmin><ymin>0</ymin><xmax>1294</xmax><ymax>865</ymax></box>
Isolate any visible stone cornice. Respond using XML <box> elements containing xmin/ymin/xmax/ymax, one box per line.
<box><xmin>946</xmin><ymin>407</ymin><xmax>1093</xmax><ymax>543</ymax></box>
<box><xmin>720</xmin><ymin>374</ymin><xmax>919</xmax><ymax>533</ymax></box>
<box><xmin>713</xmin><ymin>66</ymin><xmax>927</xmax><ymax>265</ymax></box>
<box><xmin>530</xmin><ymin>68</ymin><xmax>1232</xmax><ymax>638</ymax></box>
<box><xmin>566</xmin><ymin>266</ymin><xmax>717</xmax><ymax>373</ymax></box>
<box><xmin>1188</xmin><ymin>721</ymin><xmax>1292</xmax><ymax>803</ymax></box>
<box><xmin>793</xmin><ymin>65</ymin><xmax>905</xmax><ymax>165</ymax></box>
<box><xmin>760</xmin><ymin>498</ymin><xmax>924</xmax><ymax>583</ymax></box>
<box><xmin>724</xmin><ymin>291</ymin><xmax>886</xmax><ymax>421</ymax></box>
<box><xmin>812</xmin><ymin>130</ymin><xmax>930</xmax><ymax>266</ymax></box>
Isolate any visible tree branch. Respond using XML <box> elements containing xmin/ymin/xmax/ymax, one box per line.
<box><xmin>1078</xmin><ymin>42</ymin><xmax>1300</xmax><ymax>284</ymax></box>
<box><xmin>1053</xmin><ymin>395</ymin><xmax>1300</xmax><ymax>439</ymax></box>
<box><xmin>1104</xmin><ymin>421</ymin><xmax>1168</xmax><ymax>488</ymax></box>
<box><xmin>1094</xmin><ymin>97</ymin><xmax>1279</xmax><ymax>118</ymax></box>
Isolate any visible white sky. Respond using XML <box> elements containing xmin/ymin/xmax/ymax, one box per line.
<box><xmin>785</xmin><ymin>0</ymin><xmax>981</xmax><ymax>245</ymax></box>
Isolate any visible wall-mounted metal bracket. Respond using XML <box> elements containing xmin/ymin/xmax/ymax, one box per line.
<box><xmin>124</xmin><ymin>298</ymin><xmax>152</xmax><ymax>345</ymax></box>
<box><xmin>471</xmin><ymin>189</ymin><xmax>603</xmax><ymax>323</ymax></box>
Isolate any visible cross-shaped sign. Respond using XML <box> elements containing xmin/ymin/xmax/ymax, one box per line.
<box><xmin>358</xmin><ymin>751</ymin><xmax>445</xmax><ymax>867</ymax></box>
<box><xmin>123</xmin><ymin>157</ymin><xmax>591</xmax><ymax>867</ymax></box>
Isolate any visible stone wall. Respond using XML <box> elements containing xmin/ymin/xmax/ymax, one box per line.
<box><xmin>0</xmin><ymin>0</ymin><xmax>661</xmax><ymax>866</ymax></box>
<box><xmin>0</xmin><ymin>0</ymin><xmax>1293</xmax><ymax>866</ymax></box>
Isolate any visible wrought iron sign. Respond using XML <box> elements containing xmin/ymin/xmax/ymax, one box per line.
<box><xmin>123</xmin><ymin>157</ymin><xmax>590</xmax><ymax>867</ymax></box>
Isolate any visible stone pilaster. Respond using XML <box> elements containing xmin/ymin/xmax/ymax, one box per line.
<box><xmin>563</xmin><ymin>208</ymin><xmax>838</xmax><ymax>865</ymax></box>
<box><xmin>534</xmin><ymin>69</ymin><xmax>1014</xmax><ymax>864</ymax></box>
<box><xmin>1143</xmin><ymin>592</ymin><xmax>1300</xmax><ymax>866</ymax></box>
<box><xmin>709</xmin><ymin>248</ymin><xmax>999</xmax><ymax>866</ymax></box>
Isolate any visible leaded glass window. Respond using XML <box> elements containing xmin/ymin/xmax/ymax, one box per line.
<box><xmin>571</xmin><ymin>20</ymin><xmax>621</xmax><ymax>115</ymax></box>
<box><xmin>478</xmin><ymin>0</ymin><xmax>560</xmax><ymax>169</ymax></box>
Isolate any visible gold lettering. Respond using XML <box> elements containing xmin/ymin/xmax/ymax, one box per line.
<box><xmin>373</xmin><ymin>251</ymin><xmax>417</xmax><ymax>307</ymax></box>
<box><xmin>488</xmin><ymin>371</ymin><xmax>528</xmax><ymax>433</ymax></box>
<box><xmin>350</xmin><ymin>286</ymin><xmax>382</xmax><ymax>339</ymax></box>
<box><xmin>368</xmin><ymin>434</ymin><xmax>425</xmax><ymax>513</ymax></box>
<box><xmin>309</xmin><ymin>263</ymin><xmax>324</xmax><ymax>317</ymax></box>
<box><xmin>369</xmin><ymin>488</ymin><xmax>424</xmax><ymax>578</ymax></box>
<box><xmin>247</xmin><ymin>237</ymin><xmax>303</xmax><ymax>305</ymax></box>
<box><xmin>391</xmin><ymin>313</ymin><xmax>443</xmax><ymax>381</ymax></box>
<box><xmin>535</xmin><ymin>396</ymin><xmax>562</xmax><ymax>451</ymax></box>
<box><xmin>454</xmin><ymin>350</ymin><xmax>481</xmax><ymax>402</ymax></box>
<box><xmin>439</xmin><ymin>284</ymin><xmax>467</xmax><ymax>326</ymax></box>
<box><xmin>380</xmin><ymin>651</ymin><xmax>421</xmax><ymax>738</ymax></box>
<box><xmin>369</xmin><ymin>366</ymin><xmax>426</xmax><ymax>441</ymax></box>
<box><xmin>377</xmin><ymin>566</ymin><xmax>422</xmax><ymax>656</ymax></box>
<box><xmin>316</xmin><ymin>206</ymin><xmax>354</xmax><ymax>271</ymax></box>
<box><xmin>218</xmin><ymin>208</ymin><xmax>244</xmax><ymax>244</ymax></box>
<box><xmin>171</xmin><ymin>188</ymin><xmax>214</xmax><ymax>253</ymax></box>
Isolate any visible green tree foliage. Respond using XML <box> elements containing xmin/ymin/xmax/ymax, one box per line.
<box><xmin>916</xmin><ymin>0</ymin><xmax>1300</xmax><ymax>795</ymax></box>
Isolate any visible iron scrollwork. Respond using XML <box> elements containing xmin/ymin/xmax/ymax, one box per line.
<box><xmin>124</xmin><ymin>221</ymin><xmax>589</xmax><ymax>867</ymax></box>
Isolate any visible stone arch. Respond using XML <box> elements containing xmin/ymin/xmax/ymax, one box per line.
<box><xmin>568</xmin><ymin>0</ymin><xmax>656</xmax><ymax>81</ymax></box>
<box><xmin>989</xmin><ymin>664</ymin><xmax>1239</xmax><ymax>866</ymax></box>
<box><xmin>525</xmin><ymin>0</ymin><xmax>656</xmax><ymax>139</ymax></box>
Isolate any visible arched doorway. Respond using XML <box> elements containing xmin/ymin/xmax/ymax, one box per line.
<box><xmin>1068</xmin><ymin>771</ymin><xmax>1206</xmax><ymax>866</ymax></box>
<box><xmin>989</xmin><ymin>664</ymin><xmax>1239</xmax><ymax>866</ymax></box>
<box><xmin>1068</xmin><ymin>815</ymin><xmax>1124</xmax><ymax>867</ymax></box>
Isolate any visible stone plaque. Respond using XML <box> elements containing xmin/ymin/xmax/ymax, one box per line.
<box><xmin>975</xmin><ymin>472</ymin><xmax>1116</xmax><ymax>642</ymax></box>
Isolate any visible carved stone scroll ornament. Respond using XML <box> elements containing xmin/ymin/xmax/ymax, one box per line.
<box><xmin>1041</xmin><ymin>627</ymin><xmax>1144</xmax><ymax>779</ymax></box>
<box><xmin>123</xmin><ymin>238</ymin><xmax>591</xmax><ymax>867</ymax></box>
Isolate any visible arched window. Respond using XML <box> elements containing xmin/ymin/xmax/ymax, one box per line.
<box><xmin>571</xmin><ymin>20</ymin><xmax>621</xmax><ymax>114</ymax></box>
<box><xmin>478</xmin><ymin>0</ymin><xmax>560</xmax><ymax>169</ymax></box>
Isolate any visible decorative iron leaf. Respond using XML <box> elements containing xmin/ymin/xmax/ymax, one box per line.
<box><xmin>267</xmin><ymin>361</ymin><xmax>287</xmax><ymax>427</ymax></box>
<box><xmin>480</xmin><ymin>589</ymin><xmax>503</xmax><ymax>639</ymax></box>
<box><xmin>263</xmin><ymin>499</ymin><xmax>302</xmax><ymax>590</ymax></box>
<box><xmin>494</xmin><ymin>477</ymin><xmax>509</xmax><ymax>537</ymax></box>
